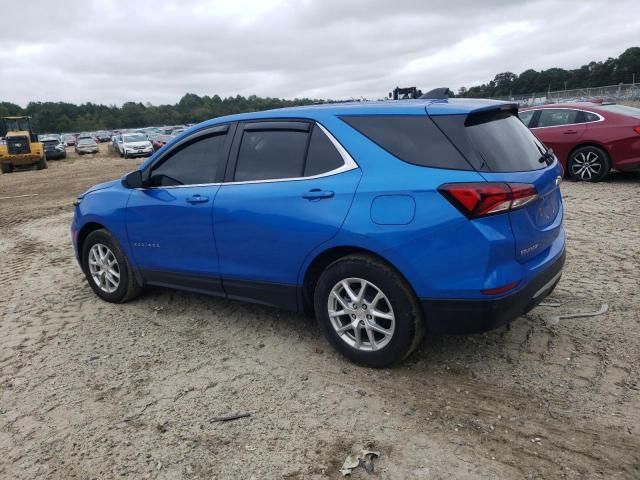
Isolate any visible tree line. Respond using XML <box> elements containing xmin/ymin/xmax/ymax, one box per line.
<box><xmin>0</xmin><ymin>94</ymin><xmax>317</xmax><ymax>135</ymax></box>
<box><xmin>459</xmin><ymin>47</ymin><xmax>640</xmax><ymax>98</ymax></box>
<box><xmin>1</xmin><ymin>46</ymin><xmax>638</xmax><ymax>135</ymax></box>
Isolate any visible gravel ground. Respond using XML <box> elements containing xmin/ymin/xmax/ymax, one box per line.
<box><xmin>1</xmin><ymin>145</ymin><xmax>639</xmax><ymax>479</ymax></box>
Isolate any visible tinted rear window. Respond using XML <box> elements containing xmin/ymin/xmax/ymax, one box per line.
<box><xmin>464</xmin><ymin>111</ymin><xmax>546</xmax><ymax>172</ymax></box>
<box><xmin>432</xmin><ymin>111</ymin><xmax>547</xmax><ymax>172</ymax></box>
<box><xmin>340</xmin><ymin>115</ymin><xmax>472</xmax><ymax>170</ymax></box>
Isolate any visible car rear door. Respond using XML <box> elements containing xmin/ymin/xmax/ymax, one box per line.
<box><xmin>126</xmin><ymin>124</ymin><xmax>233</xmax><ymax>292</ymax></box>
<box><xmin>530</xmin><ymin>108</ymin><xmax>587</xmax><ymax>164</ymax></box>
<box><xmin>213</xmin><ymin>120</ymin><xmax>361</xmax><ymax>310</ymax></box>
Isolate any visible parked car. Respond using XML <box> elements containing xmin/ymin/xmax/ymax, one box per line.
<box><xmin>96</xmin><ymin>131</ymin><xmax>112</xmax><ymax>142</ymax></box>
<box><xmin>71</xmin><ymin>99</ymin><xmax>566</xmax><ymax>367</ymax></box>
<box><xmin>62</xmin><ymin>133</ymin><xmax>77</xmax><ymax>146</ymax></box>
<box><xmin>38</xmin><ymin>134</ymin><xmax>67</xmax><ymax>160</ymax></box>
<box><xmin>118</xmin><ymin>133</ymin><xmax>154</xmax><ymax>158</ymax></box>
<box><xmin>75</xmin><ymin>137</ymin><xmax>99</xmax><ymax>155</ymax></box>
<box><xmin>152</xmin><ymin>134</ymin><xmax>174</xmax><ymax>151</ymax></box>
<box><xmin>519</xmin><ymin>103</ymin><xmax>640</xmax><ymax>181</ymax></box>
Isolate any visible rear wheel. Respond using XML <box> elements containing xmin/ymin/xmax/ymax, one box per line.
<box><xmin>1</xmin><ymin>162</ymin><xmax>12</xmax><ymax>174</ymax></box>
<box><xmin>567</xmin><ymin>146</ymin><xmax>609</xmax><ymax>182</ymax></box>
<box><xmin>35</xmin><ymin>155</ymin><xmax>48</xmax><ymax>170</ymax></box>
<box><xmin>82</xmin><ymin>229</ymin><xmax>141</xmax><ymax>303</ymax></box>
<box><xmin>314</xmin><ymin>254</ymin><xmax>424</xmax><ymax>367</ymax></box>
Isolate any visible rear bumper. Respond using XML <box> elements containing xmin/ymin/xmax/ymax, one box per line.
<box><xmin>421</xmin><ymin>248</ymin><xmax>565</xmax><ymax>334</ymax></box>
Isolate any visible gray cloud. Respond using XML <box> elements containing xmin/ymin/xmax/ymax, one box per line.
<box><xmin>0</xmin><ymin>0</ymin><xmax>637</xmax><ymax>106</ymax></box>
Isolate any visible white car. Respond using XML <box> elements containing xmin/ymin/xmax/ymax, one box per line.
<box><xmin>118</xmin><ymin>133</ymin><xmax>154</xmax><ymax>159</ymax></box>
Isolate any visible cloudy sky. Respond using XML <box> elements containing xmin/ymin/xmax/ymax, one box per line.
<box><xmin>0</xmin><ymin>0</ymin><xmax>637</xmax><ymax>106</ymax></box>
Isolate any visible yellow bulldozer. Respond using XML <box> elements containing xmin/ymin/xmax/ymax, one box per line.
<box><xmin>0</xmin><ymin>116</ymin><xmax>47</xmax><ymax>174</ymax></box>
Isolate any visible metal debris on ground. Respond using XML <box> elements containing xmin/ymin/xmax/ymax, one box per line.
<box><xmin>209</xmin><ymin>412</ymin><xmax>252</xmax><ymax>423</ymax></box>
<box><xmin>546</xmin><ymin>303</ymin><xmax>609</xmax><ymax>326</ymax></box>
<box><xmin>339</xmin><ymin>450</ymin><xmax>380</xmax><ymax>476</ymax></box>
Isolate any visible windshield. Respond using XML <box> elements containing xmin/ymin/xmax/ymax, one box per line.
<box><xmin>123</xmin><ymin>134</ymin><xmax>147</xmax><ymax>143</ymax></box>
<box><xmin>78</xmin><ymin>139</ymin><xmax>95</xmax><ymax>145</ymax></box>
<box><xmin>599</xmin><ymin>104</ymin><xmax>640</xmax><ymax>118</ymax></box>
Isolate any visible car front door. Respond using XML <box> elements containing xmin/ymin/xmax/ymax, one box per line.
<box><xmin>126</xmin><ymin>124</ymin><xmax>234</xmax><ymax>294</ymax></box>
<box><xmin>213</xmin><ymin>120</ymin><xmax>361</xmax><ymax>310</ymax></box>
<box><xmin>530</xmin><ymin>108</ymin><xmax>587</xmax><ymax>164</ymax></box>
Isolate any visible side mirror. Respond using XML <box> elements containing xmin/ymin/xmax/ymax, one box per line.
<box><xmin>123</xmin><ymin>170</ymin><xmax>144</xmax><ymax>189</ymax></box>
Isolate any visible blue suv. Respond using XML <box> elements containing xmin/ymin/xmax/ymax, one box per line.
<box><xmin>72</xmin><ymin>99</ymin><xmax>565</xmax><ymax>367</ymax></box>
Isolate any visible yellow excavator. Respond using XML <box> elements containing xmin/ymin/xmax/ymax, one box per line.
<box><xmin>0</xmin><ymin>116</ymin><xmax>47</xmax><ymax>174</ymax></box>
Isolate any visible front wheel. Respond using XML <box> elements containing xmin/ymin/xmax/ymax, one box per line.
<box><xmin>82</xmin><ymin>229</ymin><xmax>141</xmax><ymax>303</ymax></box>
<box><xmin>1</xmin><ymin>162</ymin><xmax>12</xmax><ymax>174</ymax></box>
<box><xmin>314</xmin><ymin>254</ymin><xmax>424</xmax><ymax>367</ymax></box>
<box><xmin>567</xmin><ymin>146</ymin><xmax>610</xmax><ymax>182</ymax></box>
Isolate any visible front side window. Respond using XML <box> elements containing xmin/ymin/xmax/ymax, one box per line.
<box><xmin>537</xmin><ymin>109</ymin><xmax>580</xmax><ymax>128</ymax></box>
<box><xmin>151</xmin><ymin>133</ymin><xmax>226</xmax><ymax>186</ymax></box>
<box><xmin>234</xmin><ymin>129</ymin><xmax>308</xmax><ymax>182</ymax></box>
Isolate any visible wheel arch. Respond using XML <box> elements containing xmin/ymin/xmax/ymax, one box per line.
<box><xmin>77</xmin><ymin>221</ymin><xmax>106</xmax><ymax>258</ymax></box>
<box><xmin>301</xmin><ymin>245</ymin><xmax>416</xmax><ymax>316</ymax></box>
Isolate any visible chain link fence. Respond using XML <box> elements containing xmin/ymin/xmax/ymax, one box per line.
<box><xmin>492</xmin><ymin>83</ymin><xmax>640</xmax><ymax>107</ymax></box>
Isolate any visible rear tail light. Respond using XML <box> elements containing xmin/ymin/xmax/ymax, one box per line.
<box><xmin>439</xmin><ymin>182</ymin><xmax>538</xmax><ymax>219</ymax></box>
<box><xmin>633</xmin><ymin>126</ymin><xmax>640</xmax><ymax>135</ymax></box>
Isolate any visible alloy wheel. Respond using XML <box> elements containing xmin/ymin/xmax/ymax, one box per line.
<box><xmin>571</xmin><ymin>150</ymin><xmax>603</xmax><ymax>181</ymax></box>
<box><xmin>88</xmin><ymin>243</ymin><xmax>120</xmax><ymax>293</ymax></box>
<box><xmin>327</xmin><ymin>278</ymin><xmax>395</xmax><ymax>351</ymax></box>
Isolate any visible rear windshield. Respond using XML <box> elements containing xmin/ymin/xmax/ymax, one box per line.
<box><xmin>339</xmin><ymin>115</ymin><xmax>472</xmax><ymax>170</ymax></box>
<box><xmin>432</xmin><ymin>111</ymin><xmax>548</xmax><ymax>172</ymax></box>
<box><xmin>599</xmin><ymin>104</ymin><xmax>640</xmax><ymax>118</ymax></box>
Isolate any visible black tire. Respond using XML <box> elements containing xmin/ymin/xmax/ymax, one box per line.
<box><xmin>314</xmin><ymin>254</ymin><xmax>424</xmax><ymax>367</ymax></box>
<box><xmin>35</xmin><ymin>155</ymin><xmax>48</xmax><ymax>170</ymax></box>
<box><xmin>1</xmin><ymin>162</ymin><xmax>12</xmax><ymax>174</ymax></box>
<box><xmin>81</xmin><ymin>229</ymin><xmax>142</xmax><ymax>303</ymax></box>
<box><xmin>567</xmin><ymin>146</ymin><xmax>610</xmax><ymax>182</ymax></box>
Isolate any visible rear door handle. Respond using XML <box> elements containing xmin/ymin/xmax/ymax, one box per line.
<box><xmin>563</xmin><ymin>129</ymin><xmax>578</xmax><ymax>134</ymax></box>
<box><xmin>302</xmin><ymin>189</ymin><xmax>334</xmax><ymax>200</ymax></box>
<box><xmin>186</xmin><ymin>194</ymin><xmax>209</xmax><ymax>204</ymax></box>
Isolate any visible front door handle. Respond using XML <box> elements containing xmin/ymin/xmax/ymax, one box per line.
<box><xmin>302</xmin><ymin>189</ymin><xmax>335</xmax><ymax>200</ymax></box>
<box><xmin>563</xmin><ymin>129</ymin><xmax>578</xmax><ymax>134</ymax></box>
<box><xmin>186</xmin><ymin>194</ymin><xmax>209</xmax><ymax>204</ymax></box>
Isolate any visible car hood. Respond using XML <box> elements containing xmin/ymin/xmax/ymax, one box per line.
<box><xmin>79</xmin><ymin>179</ymin><xmax>120</xmax><ymax>198</ymax></box>
<box><xmin>124</xmin><ymin>141</ymin><xmax>151</xmax><ymax>148</ymax></box>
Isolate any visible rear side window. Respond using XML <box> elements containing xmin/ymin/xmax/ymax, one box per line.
<box><xmin>584</xmin><ymin>111</ymin><xmax>601</xmax><ymax>122</ymax></box>
<box><xmin>235</xmin><ymin>130</ymin><xmax>308</xmax><ymax>181</ymax></box>
<box><xmin>151</xmin><ymin>133</ymin><xmax>227</xmax><ymax>186</ymax></box>
<box><xmin>340</xmin><ymin>115</ymin><xmax>472</xmax><ymax>170</ymax></box>
<box><xmin>518</xmin><ymin>110</ymin><xmax>535</xmax><ymax>127</ymax></box>
<box><xmin>537</xmin><ymin>109</ymin><xmax>580</xmax><ymax>127</ymax></box>
<box><xmin>463</xmin><ymin>111</ymin><xmax>546</xmax><ymax>172</ymax></box>
<box><xmin>304</xmin><ymin>125</ymin><xmax>344</xmax><ymax>176</ymax></box>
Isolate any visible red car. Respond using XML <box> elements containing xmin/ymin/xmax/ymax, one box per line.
<box><xmin>519</xmin><ymin>103</ymin><xmax>640</xmax><ymax>181</ymax></box>
<box><xmin>152</xmin><ymin>134</ymin><xmax>174</xmax><ymax>151</ymax></box>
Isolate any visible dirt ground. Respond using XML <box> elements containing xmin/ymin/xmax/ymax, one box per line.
<box><xmin>1</xmin><ymin>144</ymin><xmax>639</xmax><ymax>479</ymax></box>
